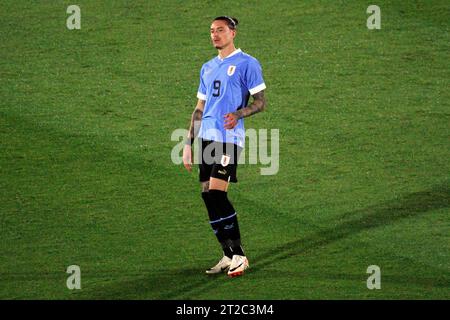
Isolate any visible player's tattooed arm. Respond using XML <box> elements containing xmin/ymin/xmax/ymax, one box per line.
<box><xmin>234</xmin><ymin>90</ymin><xmax>266</xmax><ymax>119</ymax></box>
<box><xmin>186</xmin><ymin>99</ymin><xmax>205</xmax><ymax>145</ymax></box>
<box><xmin>224</xmin><ymin>90</ymin><xmax>266</xmax><ymax>129</ymax></box>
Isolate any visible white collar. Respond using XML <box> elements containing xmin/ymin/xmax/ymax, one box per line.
<box><xmin>218</xmin><ymin>48</ymin><xmax>242</xmax><ymax>61</ymax></box>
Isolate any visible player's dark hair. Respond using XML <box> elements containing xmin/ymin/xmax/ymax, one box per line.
<box><xmin>213</xmin><ymin>16</ymin><xmax>239</xmax><ymax>29</ymax></box>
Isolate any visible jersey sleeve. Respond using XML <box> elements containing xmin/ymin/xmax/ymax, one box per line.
<box><xmin>245</xmin><ymin>58</ymin><xmax>266</xmax><ymax>95</ymax></box>
<box><xmin>197</xmin><ymin>66</ymin><xmax>207</xmax><ymax>101</ymax></box>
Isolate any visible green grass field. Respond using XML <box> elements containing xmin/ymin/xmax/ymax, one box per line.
<box><xmin>1</xmin><ymin>0</ymin><xmax>449</xmax><ymax>299</ymax></box>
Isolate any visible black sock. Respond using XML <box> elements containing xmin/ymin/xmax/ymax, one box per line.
<box><xmin>221</xmin><ymin>244</ymin><xmax>234</xmax><ymax>259</ymax></box>
<box><xmin>232</xmin><ymin>246</ymin><xmax>245</xmax><ymax>256</ymax></box>
<box><xmin>228</xmin><ymin>239</ymin><xmax>245</xmax><ymax>256</ymax></box>
<box><xmin>209</xmin><ymin>190</ymin><xmax>245</xmax><ymax>256</ymax></box>
<box><xmin>202</xmin><ymin>192</ymin><xmax>226</xmax><ymax>246</ymax></box>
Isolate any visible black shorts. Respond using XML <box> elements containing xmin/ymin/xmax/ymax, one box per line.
<box><xmin>198</xmin><ymin>139</ymin><xmax>243</xmax><ymax>183</ymax></box>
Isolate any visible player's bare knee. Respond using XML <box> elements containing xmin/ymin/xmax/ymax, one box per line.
<box><xmin>209</xmin><ymin>177</ymin><xmax>228</xmax><ymax>192</ymax></box>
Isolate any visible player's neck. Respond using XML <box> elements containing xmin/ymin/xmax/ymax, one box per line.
<box><xmin>218</xmin><ymin>44</ymin><xmax>237</xmax><ymax>60</ymax></box>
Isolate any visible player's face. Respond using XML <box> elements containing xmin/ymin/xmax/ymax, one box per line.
<box><xmin>210</xmin><ymin>20</ymin><xmax>235</xmax><ymax>49</ymax></box>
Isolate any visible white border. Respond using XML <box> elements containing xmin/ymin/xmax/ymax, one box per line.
<box><xmin>249</xmin><ymin>83</ymin><xmax>266</xmax><ymax>95</ymax></box>
<box><xmin>197</xmin><ymin>92</ymin><xmax>207</xmax><ymax>101</ymax></box>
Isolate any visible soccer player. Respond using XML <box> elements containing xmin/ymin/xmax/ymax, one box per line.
<box><xmin>183</xmin><ymin>16</ymin><xmax>266</xmax><ymax>277</ymax></box>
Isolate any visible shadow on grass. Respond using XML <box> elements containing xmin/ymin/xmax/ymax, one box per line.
<box><xmin>250</xmin><ymin>183</ymin><xmax>449</xmax><ymax>273</ymax></box>
<box><xmin>85</xmin><ymin>268</ymin><xmax>224</xmax><ymax>300</ymax></box>
<box><xmin>88</xmin><ymin>183</ymin><xmax>449</xmax><ymax>299</ymax></box>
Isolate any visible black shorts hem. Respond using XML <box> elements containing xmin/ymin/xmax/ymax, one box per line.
<box><xmin>198</xmin><ymin>139</ymin><xmax>241</xmax><ymax>184</ymax></box>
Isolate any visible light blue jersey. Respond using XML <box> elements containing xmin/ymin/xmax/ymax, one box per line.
<box><xmin>197</xmin><ymin>48</ymin><xmax>266</xmax><ymax>147</ymax></box>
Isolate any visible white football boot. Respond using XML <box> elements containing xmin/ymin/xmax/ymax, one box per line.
<box><xmin>205</xmin><ymin>255</ymin><xmax>232</xmax><ymax>274</ymax></box>
<box><xmin>227</xmin><ymin>255</ymin><xmax>249</xmax><ymax>277</ymax></box>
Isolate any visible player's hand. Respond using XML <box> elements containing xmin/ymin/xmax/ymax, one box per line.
<box><xmin>182</xmin><ymin>144</ymin><xmax>193</xmax><ymax>172</ymax></box>
<box><xmin>224</xmin><ymin>113</ymin><xmax>239</xmax><ymax>129</ymax></box>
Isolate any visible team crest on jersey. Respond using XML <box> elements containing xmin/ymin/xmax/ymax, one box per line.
<box><xmin>227</xmin><ymin>65</ymin><xmax>236</xmax><ymax>76</ymax></box>
<box><xmin>220</xmin><ymin>154</ymin><xmax>231</xmax><ymax>167</ymax></box>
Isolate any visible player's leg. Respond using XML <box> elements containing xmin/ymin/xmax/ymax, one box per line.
<box><xmin>199</xmin><ymin>140</ymin><xmax>233</xmax><ymax>273</ymax></box>
<box><xmin>201</xmin><ymin>180</ymin><xmax>233</xmax><ymax>274</ymax></box>
<box><xmin>208</xmin><ymin>148</ymin><xmax>249</xmax><ymax>277</ymax></box>
<box><xmin>209</xmin><ymin>177</ymin><xmax>246</xmax><ymax>257</ymax></box>
<box><xmin>202</xmin><ymin>180</ymin><xmax>233</xmax><ymax>259</ymax></box>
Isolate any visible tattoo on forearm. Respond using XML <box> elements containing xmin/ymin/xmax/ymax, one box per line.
<box><xmin>233</xmin><ymin>90</ymin><xmax>266</xmax><ymax>119</ymax></box>
<box><xmin>188</xmin><ymin>108</ymin><xmax>203</xmax><ymax>140</ymax></box>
